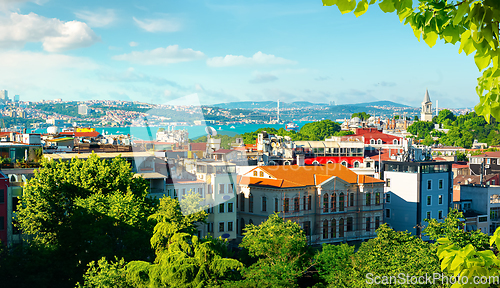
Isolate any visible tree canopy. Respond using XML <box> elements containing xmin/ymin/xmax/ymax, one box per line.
<box><xmin>322</xmin><ymin>0</ymin><xmax>500</xmax><ymax>121</ymax></box>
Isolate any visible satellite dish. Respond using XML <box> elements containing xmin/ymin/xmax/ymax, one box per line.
<box><xmin>205</xmin><ymin>126</ymin><xmax>217</xmax><ymax>137</ymax></box>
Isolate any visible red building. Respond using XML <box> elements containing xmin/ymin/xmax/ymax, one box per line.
<box><xmin>353</xmin><ymin>128</ymin><xmax>403</xmax><ymax>145</ymax></box>
<box><xmin>0</xmin><ymin>171</ymin><xmax>8</xmax><ymax>246</ymax></box>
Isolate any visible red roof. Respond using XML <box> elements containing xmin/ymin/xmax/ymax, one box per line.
<box><xmin>59</xmin><ymin>131</ymin><xmax>100</xmax><ymax>137</ymax></box>
<box><xmin>452</xmin><ymin>163</ymin><xmax>469</xmax><ymax>169</ymax></box>
<box><xmin>190</xmin><ymin>142</ymin><xmax>207</xmax><ymax>151</ymax></box>
<box><xmin>367</xmin><ymin>149</ymin><xmax>399</xmax><ymax>161</ymax></box>
<box><xmin>470</xmin><ymin>151</ymin><xmax>500</xmax><ymax>158</ymax></box>
<box><xmin>353</xmin><ymin>128</ymin><xmax>402</xmax><ymax>144</ymax></box>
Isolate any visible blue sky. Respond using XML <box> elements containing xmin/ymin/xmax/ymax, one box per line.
<box><xmin>0</xmin><ymin>0</ymin><xmax>481</xmax><ymax>108</ymax></box>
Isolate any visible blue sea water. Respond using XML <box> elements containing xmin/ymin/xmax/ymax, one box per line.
<box><xmin>39</xmin><ymin>121</ymin><xmax>314</xmax><ymax>141</ymax></box>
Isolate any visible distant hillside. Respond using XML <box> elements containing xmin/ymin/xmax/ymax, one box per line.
<box><xmin>210</xmin><ymin>100</ymin><xmax>412</xmax><ymax>110</ymax></box>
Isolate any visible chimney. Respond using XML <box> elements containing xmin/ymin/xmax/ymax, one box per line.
<box><xmin>297</xmin><ymin>154</ymin><xmax>305</xmax><ymax>166</ymax></box>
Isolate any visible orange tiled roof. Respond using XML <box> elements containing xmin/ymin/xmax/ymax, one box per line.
<box><xmin>239</xmin><ymin>164</ymin><xmax>383</xmax><ymax>188</ymax></box>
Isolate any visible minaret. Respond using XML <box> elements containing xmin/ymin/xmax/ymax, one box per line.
<box><xmin>277</xmin><ymin>99</ymin><xmax>280</xmax><ymax>123</ymax></box>
<box><xmin>421</xmin><ymin>89</ymin><xmax>433</xmax><ymax>122</ymax></box>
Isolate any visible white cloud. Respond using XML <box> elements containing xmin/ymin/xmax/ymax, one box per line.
<box><xmin>0</xmin><ymin>0</ymin><xmax>46</xmax><ymax>12</ymax></box>
<box><xmin>249</xmin><ymin>73</ymin><xmax>278</xmax><ymax>84</ymax></box>
<box><xmin>112</xmin><ymin>45</ymin><xmax>205</xmax><ymax>65</ymax></box>
<box><xmin>0</xmin><ymin>12</ymin><xmax>100</xmax><ymax>52</ymax></box>
<box><xmin>207</xmin><ymin>51</ymin><xmax>297</xmax><ymax>67</ymax></box>
<box><xmin>132</xmin><ymin>16</ymin><xmax>181</xmax><ymax>32</ymax></box>
<box><xmin>129</xmin><ymin>41</ymin><xmax>139</xmax><ymax>47</ymax></box>
<box><xmin>74</xmin><ymin>9</ymin><xmax>116</xmax><ymax>27</ymax></box>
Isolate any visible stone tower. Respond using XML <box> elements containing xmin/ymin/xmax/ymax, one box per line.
<box><xmin>421</xmin><ymin>89</ymin><xmax>433</xmax><ymax>122</ymax></box>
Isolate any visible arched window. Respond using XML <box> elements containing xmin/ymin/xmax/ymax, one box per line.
<box><xmin>313</xmin><ymin>160</ymin><xmax>320</xmax><ymax>165</ymax></box>
<box><xmin>323</xmin><ymin>220</ymin><xmax>328</xmax><ymax>239</ymax></box>
<box><xmin>284</xmin><ymin>198</ymin><xmax>290</xmax><ymax>212</ymax></box>
<box><xmin>303</xmin><ymin>195</ymin><xmax>307</xmax><ymax>210</ymax></box>
<box><xmin>375</xmin><ymin>192</ymin><xmax>380</xmax><ymax>205</ymax></box>
<box><xmin>294</xmin><ymin>197</ymin><xmax>300</xmax><ymax>212</ymax></box>
<box><xmin>269</xmin><ymin>161</ymin><xmax>276</xmax><ymax>166</ymax></box>
<box><xmin>370</xmin><ymin>139</ymin><xmax>375</xmax><ymax>144</ymax></box>
<box><xmin>339</xmin><ymin>218</ymin><xmax>345</xmax><ymax>237</ymax></box>
<box><xmin>10</xmin><ymin>175</ymin><xmax>16</xmax><ymax>182</ymax></box>
<box><xmin>284</xmin><ymin>161</ymin><xmax>291</xmax><ymax>165</ymax></box>
<box><xmin>341</xmin><ymin>161</ymin><xmax>348</xmax><ymax>167</ymax></box>
<box><xmin>331</xmin><ymin>219</ymin><xmax>336</xmax><ymax>238</ymax></box>
<box><xmin>249</xmin><ymin>219</ymin><xmax>253</xmax><ymax>225</ymax></box>
<box><xmin>377</xmin><ymin>139</ymin><xmax>382</xmax><ymax>144</ymax></box>
<box><xmin>323</xmin><ymin>193</ymin><xmax>329</xmax><ymax>213</ymax></box>
<box><xmin>393</xmin><ymin>139</ymin><xmax>398</xmax><ymax>145</ymax></box>
<box><xmin>349</xmin><ymin>193</ymin><xmax>354</xmax><ymax>207</ymax></box>
<box><xmin>249</xmin><ymin>194</ymin><xmax>254</xmax><ymax>213</ymax></box>
<box><xmin>366</xmin><ymin>162</ymin><xmax>371</xmax><ymax>168</ymax></box>
<box><xmin>331</xmin><ymin>193</ymin><xmax>336</xmax><ymax>212</ymax></box>
<box><xmin>240</xmin><ymin>193</ymin><xmax>245</xmax><ymax>212</ymax></box>
<box><xmin>327</xmin><ymin>160</ymin><xmax>334</xmax><ymax>164</ymax></box>
<box><xmin>375</xmin><ymin>216</ymin><xmax>380</xmax><ymax>229</ymax></box>
<box><xmin>347</xmin><ymin>217</ymin><xmax>353</xmax><ymax>232</ymax></box>
<box><xmin>353</xmin><ymin>161</ymin><xmax>360</xmax><ymax>168</ymax></box>
<box><xmin>366</xmin><ymin>192</ymin><xmax>371</xmax><ymax>206</ymax></box>
<box><xmin>339</xmin><ymin>193</ymin><xmax>345</xmax><ymax>212</ymax></box>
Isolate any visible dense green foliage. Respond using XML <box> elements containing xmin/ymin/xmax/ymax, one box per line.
<box><xmin>191</xmin><ymin>134</ymin><xmax>240</xmax><ymax>149</ymax></box>
<box><xmin>11</xmin><ymin>154</ymin><xmax>158</xmax><ymax>287</ymax></box>
<box><xmin>351</xmin><ymin>112</ymin><xmax>371</xmax><ymax>120</ymax></box>
<box><xmin>407</xmin><ymin>120</ymin><xmax>435</xmax><ymax>138</ymax></box>
<box><xmin>322</xmin><ymin>0</ymin><xmax>500</xmax><ymax>122</ymax></box>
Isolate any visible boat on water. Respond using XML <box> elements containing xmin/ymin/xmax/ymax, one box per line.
<box><xmin>218</xmin><ymin>127</ymin><xmax>222</xmax><ymax>130</ymax></box>
<box><xmin>285</xmin><ymin>122</ymin><xmax>299</xmax><ymax>131</ymax></box>
<box><xmin>230</xmin><ymin>126</ymin><xmax>235</xmax><ymax>129</ymax></box>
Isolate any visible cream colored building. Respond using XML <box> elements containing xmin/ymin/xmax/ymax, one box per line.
<box><xmin>237</xmin><ymin>164</ymin><xmax>384</xmax><ymax>244</ymax></box>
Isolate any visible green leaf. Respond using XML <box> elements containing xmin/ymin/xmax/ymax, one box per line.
<box><xmin>454</xmin><ymin>1</ymin><xmax>470</xmax><ymax>26</ymax></box>
<box><xmin>378</xmin><ymin>0</ymin><xmax>395</xmax><ymax>13</ymax></box>
<box><xmin>322</xmin><ymin>0</ymin><xmax>338</xmax><ymax>6</ymax></box>
<box><xmin>337</xmin><ymin>0</ymin><xmax>357</xmax><ymax>14</ymax></box>
<box><xmin>475</xmin><ymin>51</ymin><xmax>492</xmax><ymax>71</ymax></box>
<box><xmin>354</xmin><ymin>0</ymin><xmax>369</xmax><ymax>17</ymax></box>
<box><xmin>413</xmin><ymin>27</ymin><xmax>422</xmax><ymax>41</ymax></box>
<box><xmin>423</xmin><ymin>31</ymin><xmax>438</xmax><ymax>48</ymax></box>
<box><xmin>369</xmin><ymin>0</ymin><xmax>377</xmax><ymax>4</ymax></box>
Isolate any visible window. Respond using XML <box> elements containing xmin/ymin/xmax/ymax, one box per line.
<box><xmin>249</xmin><ymin>194</ymin><xmax>254</xmax><ymax>213</ymax></box>
<box><xmin>228</xmin><ymin>202</ymin><xmax>234</xmax><ymax>213</ymax></box>
<box><xmin>370</xmin><ymin>139</ymin><xmax>375</xmax><ymax>144</ymax></box>
<box><xmin>228</xmin><ymin>184</ymin><xmax>234</xmax><ymax>194</ymax></box>
<box><xmin>0</xmin><ymin>216</ymin><xmax>3</xmax><ymax>230</ymax></box>
<box><xmin>331</xmin><ymin>219</ymin><xmax>336</xmax><ymax>238</ymax></box>
<box><xmin>323</xmin><ymin>220</ymin><xmax>328</xmax><ymax>239</ymax></box>
<box><xmin>228</xmin><ymin>221</ymin><xmax>233</xmax><ymax>232</ymax></box>
<box><xmin>366</xmin><ymin>193</ymin><xmax>371</xmax><ymax>206</ymax></box>
<box><xmin>304</xmin><ymin>221</ymin><xmax>311</xmax><ymax>236</ymax></box>
<box><xmin>386</xmin><ymin>193</ymin><xmax>391</xmax><ymax>203</ymax></box>
<box><xmin>219</xmin><ymin>184</ymin><xmax>225</xmax><ymax>194</ymax></box>
<box><xmin>294</xmin><ymin>197</ymin><xmax>300</xmax><ymax>212</ymax></box>
<box><xmin>386</xmin><ymin>208</ymin><xmax>391</xmax><ymax>218</ymax></box>
<box><xmin>167</xmin><ymin>189</ymin><xmax>171</xmax><ymax>197</ymax></box>
<box><xmin>366</xmin><ymin>217</ymin><xmax>371</xmax><ymax>232</ymax></box>
<box><xmin>354</xmin><ymin>161</ymin><xmax>360</xmax><ymax>168</ymax></box>
<box><xmin>439</xmin><ymin>179</ymin><xmax>443</xmax><ymax>189</ymax></box>
<box><xmin>275</xmin><ymin>198</ymin><xmax>279</xmax><ymax>212</ymax></box>
<box><xmin>377</xmin><ymin>139</ymin><xmax>382</xmax><ymax>144</ymax></box>
<box><xmin>174</xmin><ymin>189</ymin><xmax>178</xmax><ymax>198</ymax></box>
<box><xmin>207</xmin><ymin>222</ymin><xmax>213</xmax><ymax>232</ymax></box>
<box><xmin>347</xmin><ymin>217</ymin><xmax>353</xmax><ymax>232</ymax></box>
<box><xmin>488</xmin><ymin>158</ymin><xmax>491</xmax><ymax>164</ymax></box>
<box><xmin>308</xmin><ymin>195</ymin><xmax>312</xmax><ymax>210</ymax></box>
<box><xmin>426</xmin><ymin>211</ymin><xmax>431</xmax><ymax>220</ymax></box>
<box><xmin>349</xmin><ymin>193</ymin><xmax>354</xmax><ymax>207</ymax></box>
<box><xmin>339</xmin><ymin>193</ymin><xmax>344</xmax><ymax>211</ymax></box>
<box><xmin>240</xmin><ymin>219</ymin><xmax>245</xmax><ymax>234</ymax></box>
<box><xmin>331</xmin><ymin>193</ymin><xmax>336</xmax><ymax>212</ymax></box>
<box><xmin>427</xmin><ymin>196</ymin><xmax>432</xmax><ymax>206</ymax></box>
<box><xmin>208</xmin><ymin>185</ymin><xmax>213</xmax><ymax>194</ymax></box>
<box><xmin>253</xmin><ymin>171</ymin><xmax>257</xmax><ymax>176</ymax></box>
<box><xmin>366</xmin><ymin>162</ymin><xmax>371</xmax><ymax>168</ymax></box>
<box><xmin>323</xmin><ymin>193</ymin><xmax>329</xmax><ymax>213</ymax></box>
<box><xmin>386</xmin><ymin>178</ymin><xmax>390</xmax><ymax>187</ymax></box>
<box><xmin>341</xmin><ymin>161</ymin><xmax>348</xmax><ymax>167</ymax></box>
<box><xmin>262</xmin><ymin>196</ymin><xmax>267</xmax><ymax>212</ymax></box>
<box><xmin>0</xmin><ymin>189</ymin><xmax>4</xmax><ymax>204</ymax></box>
<box><xmin>375</xmin><ymin>192</ymin><xmax>380</xmax><ymax>205</ymax></box>
<box><xmin>182</xmin><ymin>188</ymin><xmax>186</xmax><ymax>196</ymax></box>
<box><xmin>427</xmin><ymin>180</ymin><xmax>432</xmax><ymax>190</ymax></box>
<box><xmin>438</xmin><ymin>195</ymin><xmax>443</xmax><ymax>205</ymax></box>
<box><xmin>375</xmin><ymin>216</ymin><xmax>380</xmax><ymax>229</ymax></box>
<box><xmin>240</xmin><ymin>193</ymin><xmax>245</xmax><ymax>211</ymax></box>
<box><xmin>198</xmin><ymin>188</ymin><xmax>203</xmax><ymax>196</ymax></box>
<box><xmin>339</xmin><ymin>218</ymin><xmax>344</xmax><ymax>237</ymax></box>
<box><xmin>219</xmin><ymin>203</ymin><xmax>225</xmax><ymax>213</ymax></box>
<box><xmin>393</xmin><ymin>139</ymin><xmax>398</xmax><ymax>145</ymax></box>
<box><xmin>284</xmin><ymin>198</ymin><xmax>289</xmax><ymax>212</ymax></box>
<box><xmin>260</xmin><ymin>171</ymin><xmax>264</xmax><ymax>177</ymax></box>
<box><xmin>438</xmin><ymin>210</ymin><xmax>443</xmax><ymax>219</ymax></box>
<box><xmin>219</xmin><ymin>222</ymin><xmax>225</xmax><ymax>232</ymax></box>
<box><xmin>303</xmin><ymin>195</ymin><xmax>307</xmax><ymax>210</ymax></box>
